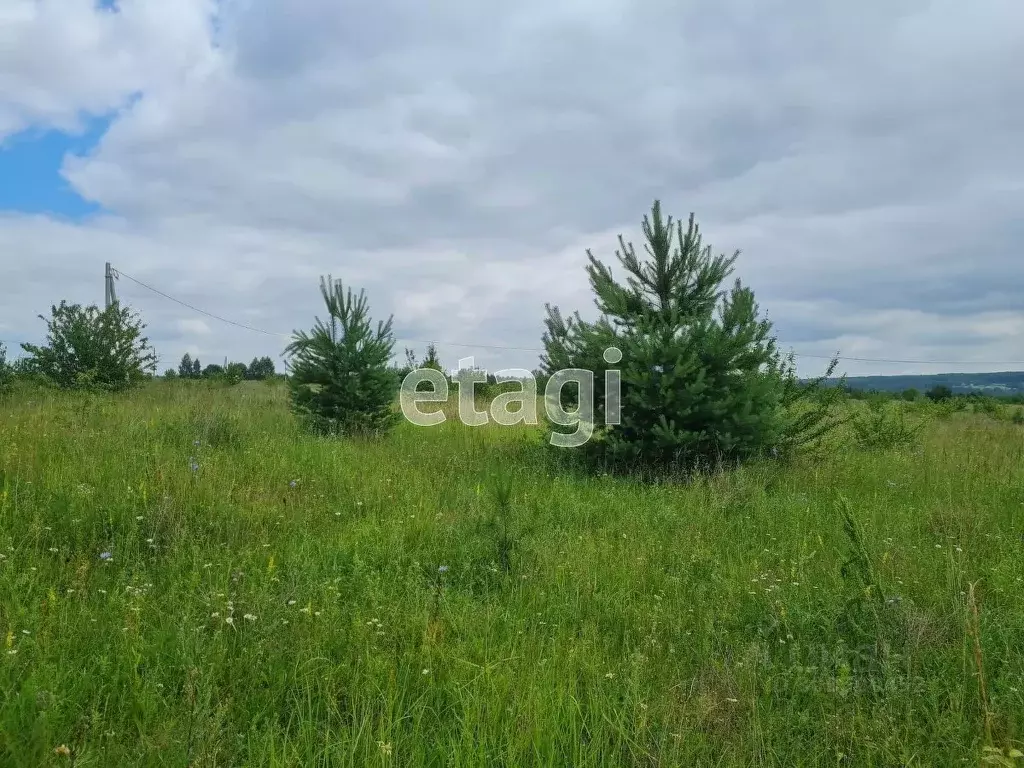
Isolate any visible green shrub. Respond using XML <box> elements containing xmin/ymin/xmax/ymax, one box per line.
<box><xmin>19</xmin><ymin>301</ymin><xmax>157</xmax><ymax>392</ymax></box>
<box><xmin>850</xmin><ymin>400</ymin><xmax>921</xmax><ymax>451</ymax></box>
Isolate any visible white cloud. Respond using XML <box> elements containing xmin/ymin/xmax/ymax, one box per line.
<box><xmin>1</xmin><ymin>0</ymin><xmax>1023</xmax><ymax>378</ymax></box>
<box><xmin>176</xmin><ymin>318</ymin><xmax>212</xmax><ymax>336</ymax></box>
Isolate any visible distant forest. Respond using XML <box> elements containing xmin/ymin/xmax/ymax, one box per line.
<box><xmin>822</xmin><ymin>371</ymin><xmax>1024</xmax><ymax>395</ymax></box>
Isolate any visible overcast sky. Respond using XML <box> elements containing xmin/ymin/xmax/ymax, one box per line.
<box><xmin>1</xmin><ymin>0</ymin><xmax>1022</xmax><ymax>377</ymax></box>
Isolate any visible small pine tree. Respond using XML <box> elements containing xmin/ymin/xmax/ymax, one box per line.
<box><xmin>178</xmin><ymin>353</ymin><xmax>194</xmax><ymax>379</ymax></box>
<box><xmin>21</xmin><ymin>301</ymin><xmax>157</xmax><ymax>392</ymax></box>
<box><xmin>285</xmin><ymin>275</ymin><xmax>399</xmax><ymax>437</ymax></box>
<box><xmin>422</xmin><ymin>343</ymin><xmax>443</xmax><ymax>372</ymax></box>
<box><xmin>541</xmin><ymin>200</ymin><xmax>842</xmax><ymax>474</ymax></box>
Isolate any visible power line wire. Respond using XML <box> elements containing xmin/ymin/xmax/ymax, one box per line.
<box><xmin>114</xmin><ymin>268</ymin><xmax>287</xmax><ymax>337</ymax></box>
<box><xmin>109</xmin><ymin>265</ymin><xmax>1024</xmax><ymax>367</ymax></box>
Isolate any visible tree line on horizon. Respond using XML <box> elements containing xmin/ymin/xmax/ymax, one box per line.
<box><xmin>167</xmin><ymin>353</ymin><xmax>277</xmax><ymax>383</ymax></box>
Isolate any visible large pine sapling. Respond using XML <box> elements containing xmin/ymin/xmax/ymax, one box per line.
<box><xmin>541</xmin><ymin>200</ymin><xmax>842</xmax><ymax>474</ymax></box>
<box><xmin>285</xmin><ymin>275</ymin><xmax>399</xmax><ymax>437</ymax></box>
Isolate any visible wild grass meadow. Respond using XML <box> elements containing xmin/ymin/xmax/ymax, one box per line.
<box><xmin>1</xmin><ymin>381</ymin><xmax>1023</xmax><ymax>766</ymax></box>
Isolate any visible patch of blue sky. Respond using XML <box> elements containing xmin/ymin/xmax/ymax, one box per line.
<box><xmin>0</xmin><ymin>112</ymin><xmax>115</xmax><ymax>219</ymax></box>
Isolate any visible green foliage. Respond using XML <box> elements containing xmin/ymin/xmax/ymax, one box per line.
<box><xmin>926</xmin><ymin>384</ymin><xmax>953</xmax><ymax>402</ymax></box>
<box><xmin>0</xmin><ymin>343</ymin><xmax>12</xmax><ymax>396</ymax></box>
<box><xmin>1011</xmin><ymin>409</ymin><xmax>1024</xmax><ymax>426</ymax></box>
<box><xmin>285</xmin><ymin>275</ymin><xmax>399</xmax><ymax>437</ymax></box>
<box><xmin>178</xmin><ymin>353</ymin><xmax>204</xmax><ymax>380</ymax></box>
<box><xmin>398</xmin><ymin>346</ymin><xmax>445</xmax><ymax>391</ymax></box>
<box><xmin>421</xmin><ymin>342</ymin><xmax>443</xmax><ymax>372</ymax></box>
<box><xmin>246</xmin><ymin>356</ymin><xmax>276</xmax><ymax>380</ymax></box>
<box><xmin>834</xmin><ymin>496</ymin><xmax>905</xmax><ymax>679</ymax></box>
<box><xmin>202</xmin><ymin>364</ymin><xmax>224</xmax><ymax>378</ymax></box>
<box><xmin>541</xmin><ymin>200</ymin><xmax>844</xmax><ymax>474</ymax></box>
<box><xmin>901</xmin><ymin>387</ymin><xmax>919</xmax><ymax>401</ymax></box>
<box><xmin>19</xmin><ymin>301</ymin><xmax>157</xmax><ymax>392</ymax></box>
<box><xmin>973</xmin><ymin>395</ymin><xmax>1002</xmax><ymax>419</ymax></box>
<box><xmin>163</xmin><ymin>368</ymin><xmax>178</xmax><ymax>380</ymax></box>
<box><xmin>224</xmin><ymin>362</ymin><xmax>248</xmax><ymax>384</ymax></box>
<box><xmin>850</xmin><ymin>400</ymin><xmax>922</xmax><ymax>451</ymax></box>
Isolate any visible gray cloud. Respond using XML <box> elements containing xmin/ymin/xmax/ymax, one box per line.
<box><xmin>1</xmin><ymin>0</ymin><xmax>1023</xmax><ymax>378</ymax></box>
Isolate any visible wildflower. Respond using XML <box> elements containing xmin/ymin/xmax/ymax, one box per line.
<box><xmin>54</xmin><ymin>744</ymin><xmax>71</xmax><ymax>757</ymax></box>
<box><xmin>289</xmin><ymin>480</ymin><xmax>298</xmax><ymax>488</ymax></box>
<box><xmin>194</xmin><ymin>439</ymin><xmax>201</xmax><ymax>447</ymax></box>
<box><xmin>136</xmin><ymin>516</ymin><xmax>144</xmax><ymax>521</ymax></box>
<box><xmin>224</xmin><ymin>617</ymin><xmax>234</xmax><ymax>626</ymax></box>
<box><xmin>189</xmin><ymin>457</ymin><xmax>199</xmax><ymax>472</ymax></box>
<box><xmin>422</xmin><ymin>668</ymin><xmax>430</xmax><ymax>675</ymax></box>
<box><xmin>99</xmin><ymin>552</ymin><xmax>112</xmax><ymax>561</ymax></box>
<box><xmin>243</xmin><ymin>614</ymin><xmax>257</xmax><ymax>622</ymax></box>
<box><xmin>438</xmin><ymin>565</ymin><xmax>449</xmax><ymax>574</ymax></box>
<box><xmin>605</xmin><ymin>672</ymin><xmax>614</xmax><ymax>679</ymax></box>
<box><xmin>287</xmin><ymin>600</ymin><xmax>297</xmax><ymax>606</ymax></box>
<box><xmin>378</xmin><ymin>742</ymin><xmax>392</xmax><ymax>757</ymax></box>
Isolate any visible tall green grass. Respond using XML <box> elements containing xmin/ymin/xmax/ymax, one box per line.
<box><xmin>1</xmin><ymin>382</ymin><xmax>1022</xmax><ymax>766</ymax></box>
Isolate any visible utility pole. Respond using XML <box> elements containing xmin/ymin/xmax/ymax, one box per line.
<box><xmin>104</xmin><ymin>263</ymin><xmax>118</xmax><ymax>309</ymax></box>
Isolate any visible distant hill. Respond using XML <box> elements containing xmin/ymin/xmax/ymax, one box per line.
<box><xmin>821</xmin><ymin>371</ymin><xmax>1024</xmax><ymax>395</ymax></box>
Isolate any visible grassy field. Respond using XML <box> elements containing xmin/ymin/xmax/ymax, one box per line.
<box><xmin>1</xmin><ymin>382</ymin><xmax>1023</xmax><ymax>766</ymax></box>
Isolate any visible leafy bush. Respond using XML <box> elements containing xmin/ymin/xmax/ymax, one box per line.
<box><xmin>850</xmin><ymin>400</ymin><xmax>922</xmax><ymax>451</ymax></box>
<box><xmin>285</xmin><ymin>275</ymin><xmax>399</xmax><ymax>437</ymax></box>
<box><xmin>925</xmin><ymin>385</ymin><xmax>953</xmax><ymax>402</ymax></box>
<box><xmin>224</xmin><ymin>362</ymin><xmax>248</xmax><ymax>384</ymax></box>
<box><xmin>540</xmin><ymin>200</ymin><xmax>845</xmax><ymax>474</ymax></box>
<box><xmin>20</xmin><ymin>301</ymin><xmax>157</xmax><ymax>392</ymax></box>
